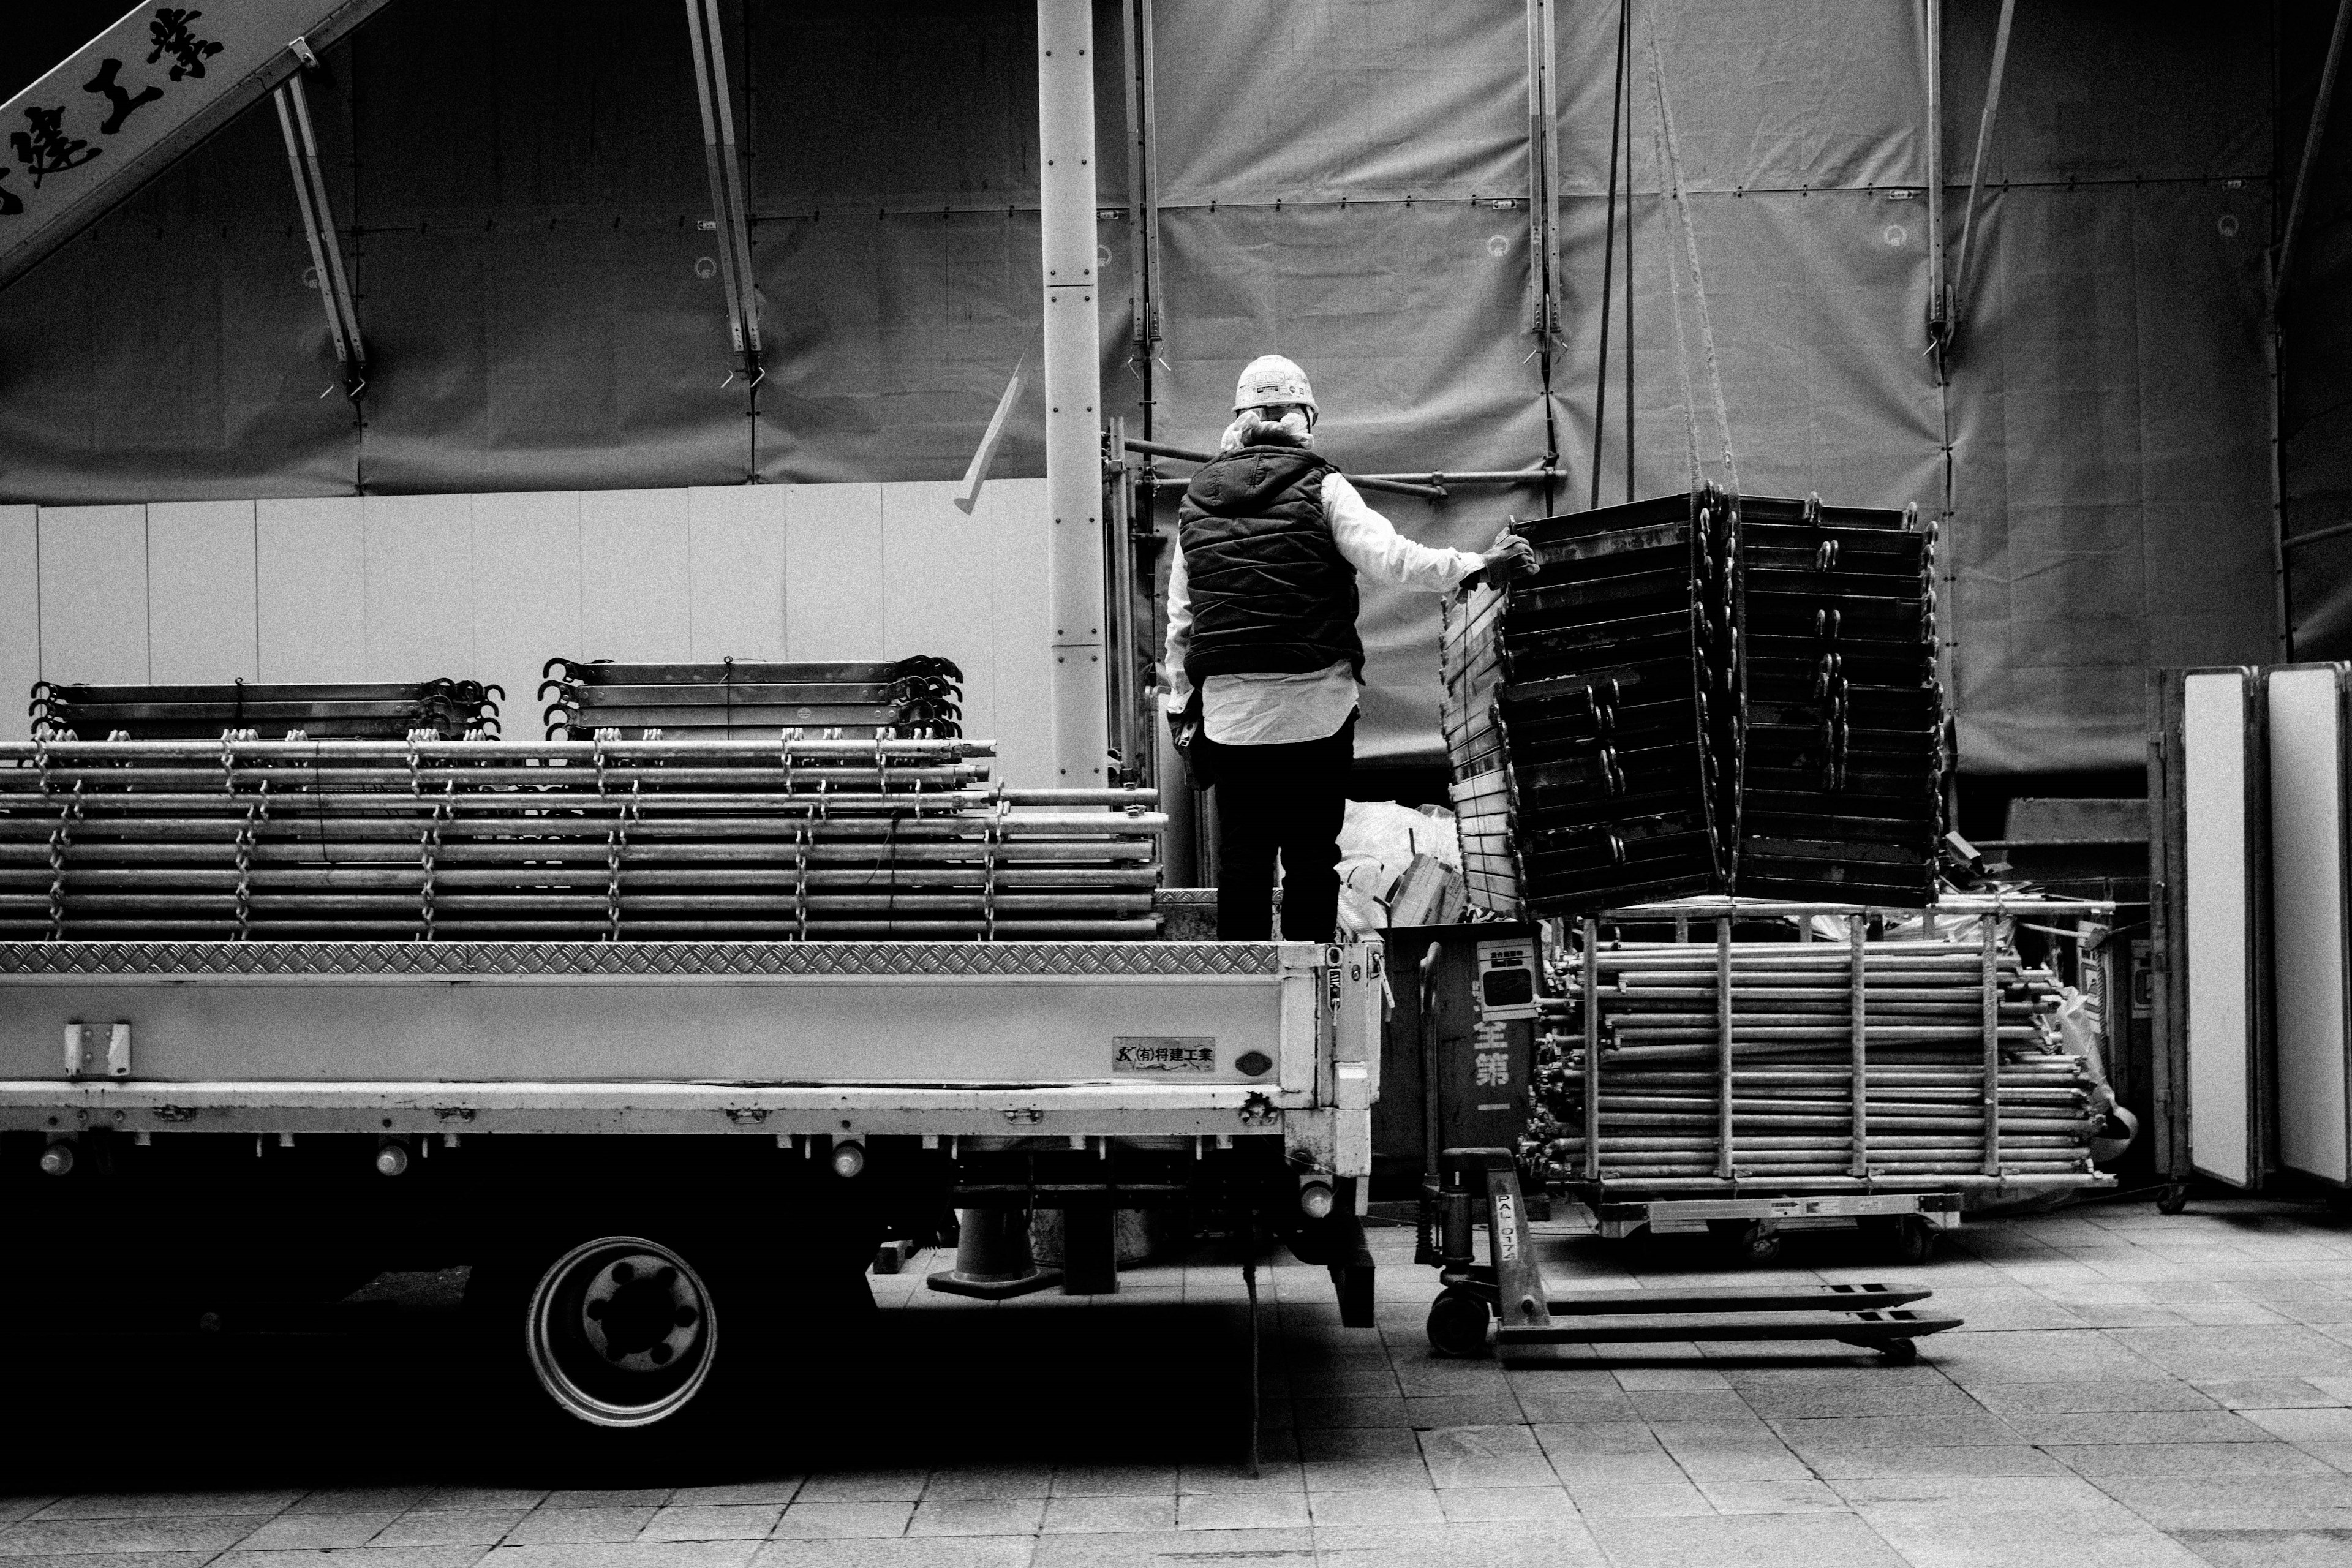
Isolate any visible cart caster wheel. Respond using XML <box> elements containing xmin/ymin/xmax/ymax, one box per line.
<box><xmin>1426</xmin><ymin>1289</ymin><xmax>1492</xmax><ymax>1358</ymax></box>
<box><xmin>1709</xmin><ymin>1219</ymin><xmax>1782</xmax><ymax>1266</ymax></box>
<box><xmin>2158</xmin><ymin>1183</ymin><xmax>2189</xmax><ymax>1216</ymax></box>
<box><xmin>1877</xmin><ymin>1338</ymin><xmax>1919</xmax><ymax>1365</ymax></box>
<box><xmin>1863</xmin><ymin>1215</ymin><xmax>1938</xmax><ymax>1265</ymax></box>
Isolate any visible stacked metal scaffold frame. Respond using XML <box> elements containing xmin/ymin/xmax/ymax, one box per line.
<box><xmin>0</xmin><ymin>735</ymin><xmax>1161</xmax><ymax>941</ymax></box>
<box><xmin>31</xmin><ymin>680</ymin><xmax>500</xmax><ymax>741</ymax></box>
<box><xmin>1442</xmin><ymin>488</ymin><xmax>1945</xmax><ymax>917</ymax></box>
<box><xmin>540</xmin><ymin>658</ymin><xmax>963</xmax><ymax>741</ymax></box>
<box><xmin>1522</xmin><ymin>898</ymin><xmax>2115</xmax><ymax>1202</ymax></box>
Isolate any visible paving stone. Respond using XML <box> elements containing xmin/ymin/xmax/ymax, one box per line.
<box><xmin>231</xmin><ymin>1510</ymin><xmax>405</xmax><ymax>1550</ymax></box>
<box><xmin>2048</xmin><ymin>1442</ymin><xmax>2341</xmax><ymax>1478</ymax></box>
<box><xmin>1514</xmin><ymin>1389</ymin><xmax>1641</xmax><ymax>1422</ymax></box>
<box><xmin>1025</xmin><ymin>1526</ymin><xmax>1312</xmax><ymax>1567</ymax></box>
<box><xmin>503</xmin><ymin>1507</ymin><xmax>660</xmax><ymax>1544</ymax></box>
<box><xmin>915</xmin><ymin>1470</ymin><xmax>1050</xmax><ymax>1502</ymax></box>
<box><xmin>486</xmin><ymin>1545</ymin><xmax>761</xmax><ymax>1568</ymax></box>
<box><xmin>2002</xmin><ymin>1409</ymin><xmax>2275</xmax><ymax>1444</ymax></box>
<box><xmin>282</xmin><ymin>1489</ymin><xmax>437</xmax><ymax>1515</ymax></box>
<box><xmin>640</xmin><ymin>1507</ymin><xmax>786</xmax><ymax>1541</ymax></box>
<box><xmin>1732</xmin><ymin>1381</ymin><xmax>1989</xmax><ymax>1419</ymax></box>
<box><xmin>767</xmin><ymin>1503</ymin><xmax>916</xmax><ymax>1540</ymax></box>
<box><xmin>668</xmin><ymin>1485</ymin><xmax>804</xmax><ymax>1508</ymax></box>
<box><xmin>412</xmin><ymin>1491</ymin><xmax>550</xmax><ymax>1513</ymax></box>
<box><xmin>1174</xmin><ymin>1463</ymin><xmax>1305</xmax><ymax>1496</ymax></box>
<box><xmin>1433</xmin><ymin>1486</ymin><xmax>1575</xmax><ymax>1521</ymax></box>
<box><xmin>1695</xmin><ymin>1480</ymin><xmax>1847</xmax><ymax>1513</ymax></box>
<box><xmin>1035</xmin><ymin>1495</ymin><xmax>1172</xmax><ymax>1534</ymax></box>
<box><xmin>1305</xmin><ymin>1489</ymin><xmax>1446</xmax><ymax>1526</ymax></box>
<box><xmin>2247</xmin><ymin>1408</ymin><xmax>2352</xmax><ymax>1443</ymax></box>
<box><xmin>793</xmin><ymin>1475</ymin><xmax>930</xmax><ymax>1506</ymax></box>
<box><xmin>2086</xmin><ymin>1474</ymin><xmax>2352</xmax><ymax>1529</ymax></box>
<box><xmin>373</xmin><ymin>1511</ymin><xmax>531</xmax><ymax>1547</ymax></box>
<box><xmin>2168</xmin><ymin>1528</ymin><xmax>2352</xmax><ymax>1567</ymax></box>
<box><xmin>1310</xmin><ymin>1518</ymin><xmax>1606</xmax><ymax>1567</ymax></box>
<box><xmin>1584</xmin><ymin>1510</ymin><xmax>1906</xmax><ymax>1567</ymax></box>
<box><xmin>216</xmin><ymin>1551</ymin><xmax>490</xmax><ymax>1568</ymax></box>
<box><xmin>754</xmin><ymin>1539</ymin><xmax>1033</xmax><ymax>1568</ymax></box>
<box><xmin>0</xmin><ymin>1515</ymin><xmax>273</xmax><ymax>1556</ymax></box>
<box><xmin>1860</xmin><ymin>1504</ymin><xmax>2209</xmax><ymax>1567</ymax></box>
<box><xmin>1044</xmin><ymin>1465</ymin><xmax>1178</xmax><ymax>1498</ymax></box>
<box><xmin>1415</xmin><ymin>1425</ymin><xmax>1555</xmax><ymax>1488</ymax></box>
<box><xmin>1176</xmin><ymin>1492</ymin><xmax>1310</xmax><ymax>1530</ymax></box>
<box><xmin>31</xmin><ymin>1491</ymin><xmax>300</xmax><ymax>1520</ymax></box>
<box><xmin>2111</xmin><ymin>1325</ymin><xmax>2352</xmax><ymax>1382</ymax></box>
<box><xmin>1298</xmin><ymin>1458</ymin><xmax>1432</xmax><ymax>1493</ymax></box>
<box><xmin>1768</xmin><ymin>1413</ymin><xmax>2023</xmax><ymax>1449</ymax></box>
<box><xmin>903</xmin><ymin>1500</ymin><xmax>1042</xmax><ymax>1539</ymax></box>
<box><xmin>1563</xmin><ymin>1480</ymin><xmax>1715</xmax><ymax>1517</ymax></box>
<box><xmin>546</xmin><ymin>1491</ymin><xmax>675</xmax><ymax>1510</ymax></box>
<box><xmin>1965</xmin><ymin>1380</ymin><xmax>2215</xmax><ymax>1414</ymax></box>
<box><xmin>1790</xmin><ymin>1445</ymin><xmax>2071</xmax><ymax>1479</ymax></box>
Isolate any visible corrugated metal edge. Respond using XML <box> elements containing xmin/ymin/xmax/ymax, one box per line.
<box><xmin>0</xmin><ymin>940</ymin><xmax>1284</xmax><ymax>978</ymax></box>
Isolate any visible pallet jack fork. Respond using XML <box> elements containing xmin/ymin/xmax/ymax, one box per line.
<box><xmin>1426</xmin><ymin>1149</ymin><xmax>1963</xmax><ymax>1362</ymax></box>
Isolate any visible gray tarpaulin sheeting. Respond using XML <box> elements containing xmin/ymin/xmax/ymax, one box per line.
<box><xmin>0</xmin><ymin>0</ymin><xmax>2287</xmax><ymax>773</ymax></box>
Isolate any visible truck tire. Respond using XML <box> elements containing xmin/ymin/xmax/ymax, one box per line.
<box><xmin>466</xmin><ymin>1223</ymin><xmax>850</xmax><ymax>1465</ymax></box>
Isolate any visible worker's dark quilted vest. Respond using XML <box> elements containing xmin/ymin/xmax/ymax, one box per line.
<box><xmin>1178</xmin><ymin>444</ymin><xmax>1365</xmax><ymax>685</ymax></box>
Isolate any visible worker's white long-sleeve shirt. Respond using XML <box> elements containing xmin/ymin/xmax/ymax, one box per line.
<box><xmin>1162</xmin><ymin>472</ymin><xmax>1483</xmax><ymax>746</ymax></box>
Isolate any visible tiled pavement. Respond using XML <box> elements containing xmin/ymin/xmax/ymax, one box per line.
<box><xmin>22</xmin><ymin>1198</ymin><xmax>2352</xmax><ymax>1564</ymax></box>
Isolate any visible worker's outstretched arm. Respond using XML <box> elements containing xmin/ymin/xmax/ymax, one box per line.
<box><xmin>1323</xmin><ymin>475</ymin><xmax>1535</xmax><ymax>589</ymax></box>
<box><xmin>1161</xmin><ymin>538</ymin><xmax>1194</xmax><ymax>715</ymax></box>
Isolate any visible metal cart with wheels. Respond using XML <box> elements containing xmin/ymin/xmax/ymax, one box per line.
<box><xmin>1426</xmin><ymin>1148</ymin><xmax>1962</xmax><ymax>1360</ymax></box>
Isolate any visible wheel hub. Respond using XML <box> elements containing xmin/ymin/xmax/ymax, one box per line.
<box><xmin>526</xmin><ymin>1237</ymin><xmax>717</xmax><ymax>1428</ymax></box>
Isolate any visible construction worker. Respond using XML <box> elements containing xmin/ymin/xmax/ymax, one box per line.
<box><xmin>1162</xmin><ymin>354</ymin><xmax>1537</xmax><ymax>941</ymax></box>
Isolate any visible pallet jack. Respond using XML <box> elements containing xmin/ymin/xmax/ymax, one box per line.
<box><xmin>1425</xmin><ymin>1149</ymin><xmax>1963</xmax><ymax>1362</ymax></box>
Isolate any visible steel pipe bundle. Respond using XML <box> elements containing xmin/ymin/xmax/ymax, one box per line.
<box><xmin>540</xmin><ymin>658</ymin><xmax>963</xmax><ymax>741</ymax></box>
<box><xmin>0</xmin><ymin>735</ymin><xmax>1164</xmax><ymax>941</ymax></box>
<box><xmin>1521</xmin><ymin>919</ymin><xmax>2103</xmax><ymax>1192</ymax></box>
<box><xmin>31</xmin><ymin>680</ymin><xmax>501</xmax><ymax>741</ymax></box>
<box><xmin>1441</xmin><ymin>489</ymin><xmax>1945</xmax><ymax>918</ymax></box>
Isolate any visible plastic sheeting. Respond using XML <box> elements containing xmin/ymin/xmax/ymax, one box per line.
<box><xmin>0</xmin><ymin>0</ymin><xmax>2290</xmax><ymax>775</ymax></box>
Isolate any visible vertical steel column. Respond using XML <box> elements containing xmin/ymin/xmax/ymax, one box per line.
<box><xmin>1106</xmin><ymin>417</ymin><xmax>1144</xmax><ymax>784</ymax></box>
<box><xmin>1923</xmin><ymin>0</ymin><xmax>1948</xmax><ymax>349</ymax></box>
<box><xmin>1980</xmin><ymin>916</ymin><xmax>2002</xmax><ymax>1175</ymax></box>
<box><xmin>1120</xmin><ymin>0</ymin><xmax>1163</xmax><ymax>432</ymax></box>
<box><xmin>1715</xmin><ymin>917</ymin><xmax>1735</xmax><ymax>1180</ymax></box>
<box><xmin>273</xmin><ymin>69</ymin><xmax>365</xmax><ymax>395</ymax></box>
<box><xmin>1849</xmin><ymin>914</ymin><xmax>1869</xmax><ymax>1178</ymax></box>
<box><xmin>1525</xmin><ymin>0</ymin><xmax>1562</xmax><ymax>497</ymax></box>
<box><xmin>1581</xmin><ymin>919</ymin><xmax>1601</xmax><ymax>1182</ymax></box>
<box><xmin>1040</xmin><ymin>0</ymin><xmax>1109</xmax><ymax>787</ymax></box>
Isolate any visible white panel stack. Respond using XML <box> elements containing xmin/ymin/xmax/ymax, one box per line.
<box><xmin>2267</xmin><ymin>665</ymin><xmax>2352</xmax><ymax>1186</ymax></box>
<box><xmin>2179</xmin><ymin>668</ymin><xmax>2264</xmax><ymax>1188</ymax></box>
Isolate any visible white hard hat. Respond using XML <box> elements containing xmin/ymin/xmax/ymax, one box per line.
<box><xmin>1233</xmin><ymin>354</ymin><xmax>1316</xmax><ymax>415</ymax></box>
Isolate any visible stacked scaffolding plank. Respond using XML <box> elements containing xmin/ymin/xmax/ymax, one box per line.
<box><xmin>0</xmin><ymin>736</ymin><xmax>1162</xmax><ymax>941</ymax></box>
<box><xmin>1523</xmin><ymin>916</ymin><xmax>2104</xmax><ymax>1194</ymax></box>
<box><xmin>1442</xmin><ymin>488</ymin><xmax>1736</xmax><ymax>915</ymax></box>
<box><xmin>32</xmin><ymin>680</ymin><xmax>500</xmax><ymax>741</ymax></box>
<box><xmin>1443</xmin><ymin>488</ymin><xmax>1943</xmax><ymax>916</ymax></box>
<box><xmin>541</xmin><ymin>658</ymin><xmax>963</xmax><ymax>741</ymax></box>
<box><xmin>1734</xmin><ymin>496</ymin><xmax>1943</xmax><ymax>905</ymax></box>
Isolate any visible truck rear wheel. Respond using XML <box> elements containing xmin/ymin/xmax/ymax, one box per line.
<box><xmin>524</xmin><ymin>1235</ymin><xmax>720</xmax><ymax>1430</ymax></box>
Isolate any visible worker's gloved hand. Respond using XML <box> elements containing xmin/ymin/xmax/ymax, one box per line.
<box><xmin>1477</xmin><ymin>527</ymin><xmax>1539</xmax><ymax>585</ymax></box>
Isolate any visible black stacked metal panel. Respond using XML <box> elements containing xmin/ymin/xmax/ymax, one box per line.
<box><xmin>1445</xmin><ymin>489</ymin><xmax>1942</xmax><ymax>916</ymax></box>
<box><xmin>540</xmin><ymin>658</ymin><xmax>963</xmax><ymax>740</ymax></box>
<box><xmin>1733</xmin><ymin>496</ymin><xmax>1942</xmax><ymax>905</ymax></box>
<box><xmin>31</xmin><ymin>680</ymin><xmax>500</xmax><ymax>741</ymax></box>
<box><xmin>1444</xmin><ymin>489</ymin><xmax>1736</xmax><ymax>914</ymax></box>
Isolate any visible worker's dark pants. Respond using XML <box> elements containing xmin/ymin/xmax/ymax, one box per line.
<box><xmin>1204</xmin><ymin>715</ymin><xmax>1354</xmax><ymax>942</ymax></box>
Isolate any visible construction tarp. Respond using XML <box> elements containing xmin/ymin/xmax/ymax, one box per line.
<box><xmin>0</xmin><ymin>0</ymin><xmax>2284</xmax><ymax>772</ymax></box>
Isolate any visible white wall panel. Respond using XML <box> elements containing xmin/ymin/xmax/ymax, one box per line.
<box><xmin>783</xmin><ymin>484</ymin><xmax>884</xmax><ymax>663</ymax></box>
<box><xmin>580</xmin><ymin>489</ymin><xmax>691</xmax><ymax>665</ymax></box>
<box><xmin>37</xmin><ymin>505</ymin><xmax>148</xmax><ymax>687</ymax></box>
<box><xmin>147</xmin><ymin>500</ymin><xmax>257</xmax><ymax>685</ymax></box>
<box><xmin>0</xmin><ymin>507</ymin><xmax>38</xmax><ymax>737</ymax></box>
<box><xmin>363</xmin><ymin>495</ymin><xmax>475</xmax><ymax>683</ymax></box>
<box><xmin>882</xmin><ymin>481</ymin><xmax>998</xmax><ymax>756</ymax></box>
<box><xmin>257</xmin><ymin>497</ymin><xmax>366</xmax><ymax>683</ymax></box>
<box><xmin>473</xmin><ymin>491</ymin><xmax>580</xmax><ymax>737</ymax></box>
<box><xmin>687</xmin><ymin>486</ymin><xmax>785</xmax><ymax>662</ymax></box>
<box><xmin>2269</xmin><ymin>666</ymin><xmax>2352</xmax><ymax>1185</ymax></box>
<box><xmin>2184</xmin><ymin>669</ymin><xmax>2259</xmax><ymax>1187</ymax></box>
<box><xmin>979</xmin><ymin>480</ymin><xmax>1055</xmax><ymax>790</ymax></box>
